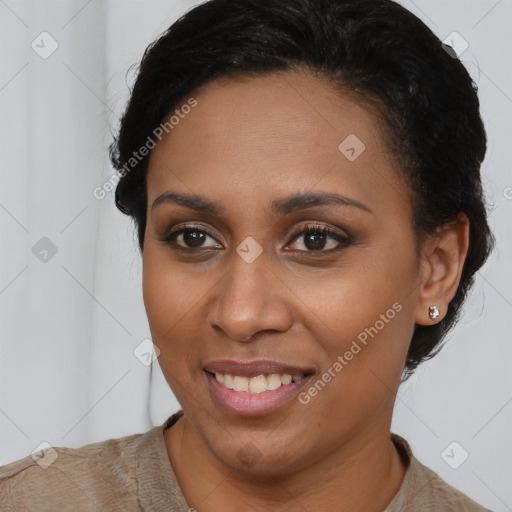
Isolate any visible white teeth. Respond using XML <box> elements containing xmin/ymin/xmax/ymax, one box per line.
<box><xmin>266</xmin><ymin>374</ymin><xmax>282</xmax><ymax>390</ymax></box>
<box><xmin>249</xmin><ymin>375</ymin><xmax>267</xmax><ymax>393</ymax></box>
<box><xmin>213</xmin><ymin>372</ymin><xmax>302</xmax><ymax>393</ymax></box>
<box><xmin>280</xmin><ymin>374</ymin><xmax>292</xmax><ymax>385</ymax></box>
<box><xmin>223</xmin><ymin>374</ymin><xmax>234</xmax><ymax>389</ymax></box>
<box><xmin>233</xmin><ymin>376</ymin><xmax>249</xmax><ymax>392</ymax></box>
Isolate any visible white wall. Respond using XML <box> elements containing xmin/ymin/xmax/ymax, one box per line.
<box><xmin>0</xmin><ymin>1</ymin><xmax>510</xmax><ymax>510</ymax></box>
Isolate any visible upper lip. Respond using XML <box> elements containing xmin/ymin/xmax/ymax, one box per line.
<box><xmin>203</xmin><ymin>359</ymin><xmax>314</xmax><ymax>378</ymax></box>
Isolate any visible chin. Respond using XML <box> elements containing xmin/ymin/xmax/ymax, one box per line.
<box><xmin>201</xmin><ymin>422</ymin><xmax>315</xmax><ymax>478</ymax></box>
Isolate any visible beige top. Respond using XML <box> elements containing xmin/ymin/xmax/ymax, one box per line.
<box><xmin>0</xmin><ymin>410</ymin><xmax>491</xmax><ymax>511</ymax></box>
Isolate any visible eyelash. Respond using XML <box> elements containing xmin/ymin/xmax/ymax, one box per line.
<box><xmin>158</xmin><ymin>222</ymin><xmax>352</xmax><ymax>255</ymax></box>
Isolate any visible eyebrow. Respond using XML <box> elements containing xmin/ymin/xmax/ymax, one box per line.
<box><xmin>151</xmin><ymin>190</ymin><xmax>373</xmax><ymax>216</ymax></box>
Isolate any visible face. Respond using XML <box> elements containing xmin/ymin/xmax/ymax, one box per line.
<box><xmin>143</xmin><ymin>71</ymin><xmax>423</xmax><ymax>476</ymax></box>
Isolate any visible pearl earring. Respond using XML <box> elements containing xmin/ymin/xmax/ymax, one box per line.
<box><xmin>428</xmin><ymin>305</ymin><xmax>440</xmax><ymax>320</ymax></box>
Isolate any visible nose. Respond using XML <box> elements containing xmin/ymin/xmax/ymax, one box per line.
<box><xmin>206</xmin><ymin>254</ymin><xmax>293</xmax><ymax>343</ymax></box>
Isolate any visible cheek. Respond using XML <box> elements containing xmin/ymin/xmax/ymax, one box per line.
<box><xmin>142</xmin><ymin>252</ymin><xmax>201</xmax><ymax>408</ymax></box>
<box><xmin>142</xmin><ymin>244</ymin><xmax>200</xmax><ymax>332</ymax></box>
<box><xmin>292</xmin><ymin>245</ymin><xmax>416</xmax><ymax>350</ymax></box>
<box><xmin>291</xmin><ymin>247</ymin><xmax>416</xmax><ymax>413</ymax></box>
<box><xmin>142</xmin><ymin>250</ymin><xmax>173</xmax><ymax>333</ymax></box>
<box><xmin>294</xmin><ymin>299</ymin><xmax>411</xmax><ymax>445</ymax></box>
<box><xmin>142</xmin><ymin>248</ymin><xmax>198</xmax><ymax>370</ymax></box>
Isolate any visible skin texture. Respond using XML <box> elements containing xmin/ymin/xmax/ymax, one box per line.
<box><xmin>142</xmin><ymin>71</ymin><xmax>469</xmax><ymax>511</ymax></box>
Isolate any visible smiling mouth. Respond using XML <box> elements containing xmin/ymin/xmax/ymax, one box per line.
<box><xmin>202</xmin><ymin>359</ymin><xmax>315</xmax><ymax>415</ymax></box>
<box><xmin>205</xmin><ymin>371</ymin><xmax>312</xmax><ymax>394</ymax></box>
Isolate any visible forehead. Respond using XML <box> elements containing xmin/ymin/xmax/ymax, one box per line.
<box><xmin>146</xmin><ymin>71</ymin><xmax>410</xmax><ymax>218</ymax></box>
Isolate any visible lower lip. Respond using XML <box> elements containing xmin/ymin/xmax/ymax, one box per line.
<box><xmin>205</xmin><ymin>371</ymin><xmax>311</xmax><ymax>417</ymax></box>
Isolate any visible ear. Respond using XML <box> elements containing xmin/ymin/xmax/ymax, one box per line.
<box><xmin>414</xmin><ymin>214</ymin><xmax>470</xmax><ymax>326</ymax></box>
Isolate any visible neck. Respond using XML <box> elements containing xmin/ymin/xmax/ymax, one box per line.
<box><xmin>165</xmin><ymin>414</ymin><xmax>407</xmax><ymax>512</ymax></box>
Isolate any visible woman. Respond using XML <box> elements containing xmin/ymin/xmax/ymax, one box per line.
<box><xmin>0</xmin><ymin>0</ymin><xmax>495</xmax><ymax>510</ymax></box>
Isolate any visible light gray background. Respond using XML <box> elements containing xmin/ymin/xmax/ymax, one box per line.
<box><xmin>0</xmin><ymin>1</ymin><xmax>510</xmax><ymax>510</ymax></box>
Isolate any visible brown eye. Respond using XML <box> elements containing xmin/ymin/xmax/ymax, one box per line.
<box><xmin>159</xmin><ymin>225</ymin><xmax>222</xmax><ymax>251</ymax></box>
<box><xmin>180</xmin><ymin>229</ymin><xmax>208</xmax><ymax>248</ymax></box>
<box><xmin>286</xmin><ymin>224</ymin><xmax>351</xmax><ymax>253</ymax></box>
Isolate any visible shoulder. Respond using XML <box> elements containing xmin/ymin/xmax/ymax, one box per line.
<box><xmin>0</xmin><ymin>428</ymin><xmax>153</xmax><ymax>511</ymax></box>
<box><xmin>387</xmin><ymin>434</ymin><xmax>493</xmax><ymax>512</ymax></box>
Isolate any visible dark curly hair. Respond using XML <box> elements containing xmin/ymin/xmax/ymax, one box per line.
<box><xmin>109</xmin><ymin>0</ymin><xmax>494</xmax><ymax>379</ymax></box>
